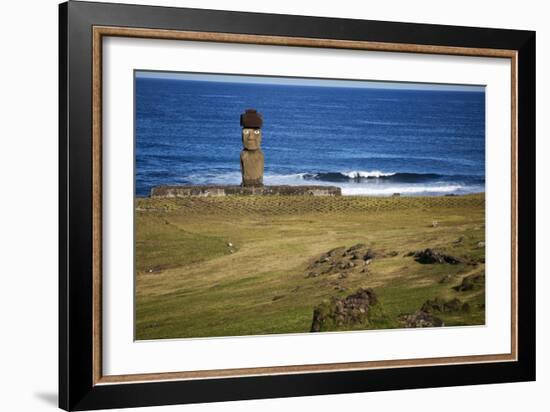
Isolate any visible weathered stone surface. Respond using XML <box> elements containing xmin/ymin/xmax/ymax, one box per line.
<box><xmin>421</xmin><ymin>297</ymin><xmax>470</xmax><ymax>313</ymax></box>
<box><xmin>311</xmin><ymin>288</ymin><xmax>378</xmax><ymax>332</ymax></box>
<box><xmin>454</xmin><ymin>272</ymin><xmax>485</xmax><ymax>291</ymax></box>
<box><xmin>398</xmin><ymin>310</ymin><xmax>444</xmax><ymax>328</ymax></box>
<box><xmin>150</xmin><ymin>185</ymin><xmax>342</xmax><ymax>198</ymax></box>
<box><xmin>305</xmin><ymin>244</ymin><xmax>374</xmax><ymax>279</ymax></box>
<box><xmin>413</xmin><ymin>248</ymin><xmax>460</xmax><ymax>264</ymax></box>
<box><xmin>242</xmin><ymin>127</ymin><xmax>262</xmax><ymax>151</ymax></box>
<box><xmin>398</xmin><ymin>297</ymin><xmax>471</xmax><ymax>328</ymax></box>
<box><xmin>240</xmin><ymin>110</ymin><xmax>265</xmax><ymax>187</ymax></box>
<box><xmin>240</xmin><ymin>148</ymin><xmax>264</xmax><ymax>186</ymax></box>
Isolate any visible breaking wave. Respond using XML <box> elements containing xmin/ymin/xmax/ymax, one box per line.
<box><xmin>176</xmin><ymin>169</ymin><xmax>484</xmax><ymax>197</ymax></box>
<box><xmin>301</xmin><ymin>171</ymin><xmax>444</xmax><ymax>183</ymax></box>
<box><xmin>340</xmin><ymin>185</ymin><xmax>464</xmax><ymax>196</ymax></box>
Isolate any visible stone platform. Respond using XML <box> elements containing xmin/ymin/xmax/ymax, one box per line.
<box><xmin>150</xmin><ymin>185</ymin><xmax>341</xmax><ymax>198</ymax></box>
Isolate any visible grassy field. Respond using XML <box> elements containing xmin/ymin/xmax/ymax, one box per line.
<box><xmin>135</xmin><ymin>194</ymin><xmax>485</xmax><ymax>340</ymax></box>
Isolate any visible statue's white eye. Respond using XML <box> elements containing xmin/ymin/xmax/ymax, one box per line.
<box><xmin>254</xmin><ymin>130</ymin><xmax>260</xmax><ymax>135</ymax></box>
<box><xmin>243</xmin><ymin>130</ymin><xmax>249</xmax><ymax>135</ymax></box>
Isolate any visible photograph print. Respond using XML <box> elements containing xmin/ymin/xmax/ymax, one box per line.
<box><xmin>134</xmin><ymin>71</ymin><xmax>486</xmax><ymax>340</ymax></box>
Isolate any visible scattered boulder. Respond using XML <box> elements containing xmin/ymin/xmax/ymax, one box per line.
<box><xmin>421</xmin><ymin>297</ymin><xmax>470</xmax><ymax>313</ymax></box>
<box><xmin>398</xmin><ymin>310</ymin><xmax>444</xmax><ymax>328</ymax></box>
<box><xmin>327</xmin><ymin>246</ymin><xmax>347</xmax><ymax>256</ymax></box>
<box><xmin>413</xmin><ymin>248</ymin><xmax>460</xmax><ymax>264</ymax></box>
<box><xmin>339</xmin><ymin>261</ymin><xmax>355</xmax><ymax>270</ymax></box>
<box><xmin>476</xmin><ymin>241</ymin><xmax>486</xmax><ymax>248</ymax></box>
<box><xmin>454</xmin><ymin>272</ymin><xmax>485</xmax><ymax>291</ymax></box>
<box><xmin>306</xmin><ymin>244</ymin><xmax>375</xmax><ymax>279</ymax></box>
<box><xmin>345</xmin><ymin>243</ymin><xmax>367</xmax><ymax>253</ymax></box>
<box><xmin>311</xmin><ymin>288</ymin><xmax>378</xmax><ymax>332</ymax></box>
<box><xmin>453</xmin><ymin>236</ymin><xmax>465</xmax><ymax>244</ymax></box>
<box><xmin>398</xmin><ymin>296</ymin><xmax>471</xmax><ymax>328</ymax></box>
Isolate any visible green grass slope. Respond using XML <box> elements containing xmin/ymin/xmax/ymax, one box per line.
<box><xmin>135</xmin><ymin>194</ymin><xmax>485</xmax><ymax>340</ymax></box>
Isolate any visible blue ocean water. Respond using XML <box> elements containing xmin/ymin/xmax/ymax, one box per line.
<box><xmin>135</xmin><ymin>77</ymin><xmax>485</xmax><ymax>197</ymax></box>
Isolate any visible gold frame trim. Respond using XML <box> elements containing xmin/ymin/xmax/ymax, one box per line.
<box><xmin>92</xmin><ymin>26</ymin><xmax>518</xmax><ymax>386</ymax></box>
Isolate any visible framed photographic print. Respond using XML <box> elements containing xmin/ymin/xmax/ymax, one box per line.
<box><xmin>59</xmin><ymin>1</ymin><xmax>536</xmax><ymax>410</ymax></box>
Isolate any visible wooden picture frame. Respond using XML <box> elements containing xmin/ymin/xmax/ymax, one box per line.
<box><xmin>59</xmin><ymin>1</ymin><xmax>535</xmax><ymax>410</ymax></box>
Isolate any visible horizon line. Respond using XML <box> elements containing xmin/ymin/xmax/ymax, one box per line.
<box><xmin>135</xmin><ymin>70</ymin><xmax>485</xmax><ymax>92</ymax></box>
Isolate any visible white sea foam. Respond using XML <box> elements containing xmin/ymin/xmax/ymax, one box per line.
<box><xmin>341</xmin><ymin>170</ymin><xmax>396</xmax><ymax>179</ymax></box>
<box><xmin>181</xmin><ymin>171</ymin><xmax>479</xmax><ymax>197</ymax></box>
<box><xmin>341</xmin><ymin>185</ymin><xmax>464</xmax><ymax>196</ymax></box>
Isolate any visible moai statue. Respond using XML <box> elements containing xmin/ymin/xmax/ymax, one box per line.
<box><xmin>240</xmin><ymin>109</ymin><xmax>264</xmax><ymax>187</ymax></box>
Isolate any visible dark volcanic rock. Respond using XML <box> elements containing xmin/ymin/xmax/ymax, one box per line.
<box><xmin>345</xmin><ymin>243</ymin><xmax>367</xmax><ymax>253</ymax></box>
<box><xmin>398</xmin><ymin>310</ymin><xmax>444</xmax><ymax>328</ymax></box>
<box><xmin>421</xmin><ymin>297</ymin><xmax>469</xmax><ymax>313</ymax></box>
<box><xmin>306</xmin><ymin>244</ymin><xmax>375</xmax><ymax>279</ymax></box>
<box><xmin>399</xmin><ymin>296</ymin><xmax>472</xmax><ymax>328</ymax></box>
<box><xmin>413</xmin><ymin>248</ymin><xmax>460</xmax><ymax>264</ymax></box>
<box><xmin>326</xmin><ymin>246</ymin><xmax>347</xmax><ymax>257</ymax></box>
<box><xmin>454</xmin><ymin>272</ymin><xmax>485</xmax><ymax>291</ymax></box>
<box><xmin>311</xmin><ymin>288</ymin><xmax>378</xmax><ymax>332</ymax></box>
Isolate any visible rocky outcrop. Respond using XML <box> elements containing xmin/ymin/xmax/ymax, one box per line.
<box><xmin>311</xmin><ymin>288</ymin><xmax>378</xmax><ymax>332</ymax></box>
<box><xmin>454</xmin><ymin>272</ymin><xmax>485</xmax><ymax>291</ymax></box>
<box><xmin>306</xmin><ymin>244</ymin><xmax>374</xmax><ymax>279</ymax></box>
<box><xmin>398</xmin><ymin>310</ymin><xmax>444</xmax><ymax>328</ymax></box>
<box><xmin>413</xmin><ymin>248</ymin><xmax>460</xmax><ymax>264</ymax></box>
<box><xmin>421</xmin><ymin>297</ymin><xmax>470</xmax><ymax>313</ymax></box>
<box><xmin>399</xmin><ymin>297</ymin><xmax>470</xmax><ymax>328</ymax></box>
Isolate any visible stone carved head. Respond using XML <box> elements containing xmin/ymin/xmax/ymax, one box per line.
<box><xmin>240</xmin><ymin>109</ymin><xmax>263</xmax><ymax>151</ymax></box>
<box><xmin>242</xmin><ymin>128</ymin><xmax>262</xmax><ymax>150</ymax></box>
